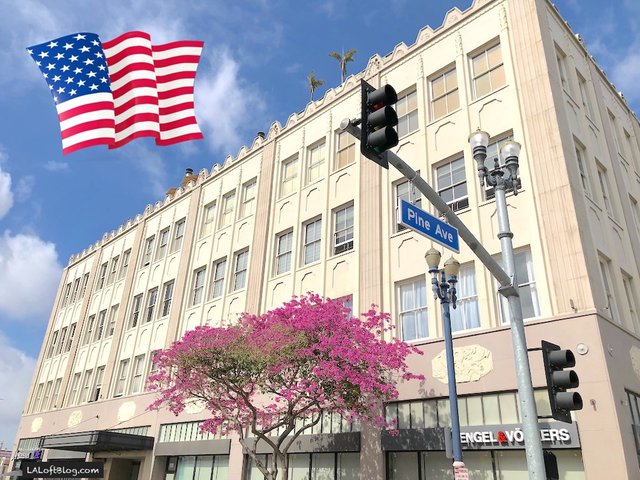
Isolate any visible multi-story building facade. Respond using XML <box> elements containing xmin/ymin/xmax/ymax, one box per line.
<box><xmin>11</xmin><ymin>0</ymin><xmax>640</xmax><ymax>478</ymax></box>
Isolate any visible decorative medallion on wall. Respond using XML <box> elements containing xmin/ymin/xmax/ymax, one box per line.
<box><xmin>67</xmin><ymin>410</ymin><xmax>83</xmax><ymax>428</ymax></box>
<box><xmin>31</xmin><ymin>417</ymin><xmax>43</xmax><ymax>433</ymax></box>
<box><xmin>117</xmin><ymin>401</ymin><xmax>136</xmax><ymax>422</ymax></box>
<box><xmin>432</xmin><ymin>345</ymin><xmax>493</xmax><ymax>383</ymax></box>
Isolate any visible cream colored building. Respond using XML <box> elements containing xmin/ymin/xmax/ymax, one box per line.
<box><xmin>12</xmin><ymin>0</ymin><xmax>640</xmax><ymax>478</ymax></box>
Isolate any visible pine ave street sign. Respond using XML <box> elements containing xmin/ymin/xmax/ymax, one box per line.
<box><xmin>400</xmin><ymin>200</ymin><xmax>460</xmax><ymax>253</ymax></box>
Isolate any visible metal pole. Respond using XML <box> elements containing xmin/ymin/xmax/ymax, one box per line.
<box><xmin>435</xmin><ymin>273</ymin><xmax>464</xmax><ymax>464</ymax></box>
<box><xmin>494</xmin><ymin>185</ymin><xmax>546</xmax><ymax>478</ymax></box>
<box><xmin>340</xmin><ymin>119</ymin><xmax>546</xmax><ymax>479</ymax></box>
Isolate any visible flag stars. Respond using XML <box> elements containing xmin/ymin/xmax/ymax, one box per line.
<box><xmin>63</xmin><ymin>42</ymin><xmax>73</xmax><ymax>50</ymax></box>
<box><xmin>100</xmin><ymin>77</ymin><xmax>108</xmax><ymax>83</ymax></box>
<box><xmin>74</xmin><ymin>34</ymin><xmax>86</xmax><ymax>40</ymax></box>
<box><xmin>73</xmin><ymin>67</ymin><xmax>82</xmax><ymax>74</ymax></box>
<box><xmin>95</xmin><ymin>52</ymin><xmax>103</xmax><ymax>58</ymax></box>
<box><xmin>27</xmin><ymin>48</ymin><xmax>33</xmax><ymax>55</ymax></box>
<box><xmin>87</xmin><ymin>71</ymin><xmax>97</xmax><ymax>78</ymax></box>
<box><xmin>79</xmin><ymin>45</ymin><xmax>90</xmax><ymax>53</ymax></box>
<box><xmin>98</xmin><ymin>65</ymin><xmax>106</xmax><ymax>71</ymax></box>
<box><xmin>65</xmin><ymin>77</ymin><xmax>74</xmax><ymax>84</ymax></box>
<box><xmin>89</xmin><ymin>84</ymin><xmax>99</xmax><ymax>91</ymax></box>
<box><xmin>84</xmin><ymin>58</ymin><xmax>94</xmax><ymax>65</ymax></box>
<box><xmin>91</xmin><ymin>39</ymin><xmax>99</xmax><ymax>46</ymax></box>
<box><xmin>69</xmin><ymin>55</ymin><xmax>78</xmax><ymax>62</ymax></box>
<box><xmin>77</xmin><ymin>79</ymin><xmax>86</xmax><ymax>86</ymax></box>
<box><xmin>38</xmin><ymin>51</ymin><xmax>49</xmax><ymax>58</ymax></box>
<box><xmin>47</xmin><ymin>41</ymin><xmax>58</xmax><ymax>48</ymax></box>
<box><xmin>69</xmin><ymin>89</ymin><xmax>77</xmax><ymax>96</ymax></box>
<box><xmin>60</xmin><ymin>65</ymin><xmax>70</xmax><ymax>72</ymax></box>
<box><xmin>57</xmin><ymin>86</ymin><xmax>66</xmax><ymax>94</ymax></box>
<box><xmin>52</xmin><ymin>75</ymin><xmax>61</xmax><ymax>82</ymax></box>
<box><xmin>46</xmin><ymin>63</ymin><xmax>56</xmax><ymax>71</ymax></box>
<box><xmin>35</xmin><ymin>60</ymin><xmax>41</xmax><ymax>66</ymax></box>
<box><xmin>55</xmin><ymin>52</ymin><xmax>65</xmax><ymax>60</ymax></box>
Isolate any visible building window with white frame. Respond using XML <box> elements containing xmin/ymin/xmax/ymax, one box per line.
<box><xmin>114</xmin><ymin>359</ymin><xmax>130</xmax><ymax>397</ymax></box>
<box><xmin>96</xmin><ymin>262</ymin><xmax>108</xmax><ymax>289</ymax></box>
<box><xmin>333</xmin><ymin>204</ymin><xmax>354</xmax><ymax>255</ymax></box>
<box><xmin>397</xmin><ymin>278</ymin><xmax>428</xmax><ymax>341</ymax></box>
<box><xmin>61</xmin><ymin>283</ymin><xmax>72</xmax><ymax>308</ymax></box>
<box><xmin>450</xmin><ymin>264</ymin><xmax>480</xmax><ymax>332</ymax></box>
<box><xmin>275</xmin><ymin>230</ymin><xmax>293</xmax><ymax>275</ymax></box>
<box><xmin>129</xmin><ymin>294</ymin><xmax>143</xmax><ymax>328</ymax></box>
<box><xmin>470</xmin><ymin>42</ymin><xmax>505</xmax><ymax>99</ymax></box>
<box><xmin>90</xmin><ymin>366</ymin><xmax>105</xmax><ymax>403</ymax></box>
<box><xmin>395</xmin><ymin>179</ymin><xmax>421</xmax><ymax>232</ymax></box>
<box><xmin>576</xmin><ymin>70</ymin><xmax>594</xmax><ymax>118</ymax></box>
<box><xmin>191</xmin><ymin>267</ymin><xmax>207</xmax><ymax>306</ymax></box>
<box><xmin>436</xmin><ymin>157</ymin><xmax>468</xmax><ymax>212</ymax></box>
<box><xmin>306</xmin><ymin>140</ymin><xmax>326</xmax><ymax>184</ymax></box>
<box><xmin>233</xmin><ymin>249</ymin><xmax>249</xmax><ymax>291</ymax></box>
<box><xmin>130</xmin><ymin>354</ymin><xmax>146</xmax><ymax>394</ymax></box>
<box><xmin>200</xmin><ymin>201</ymin><xmax>216</xmax><ymax>237</ymax></box>
<box><xmin>303</xmin><ymin>218</ymin><xmax>322</xmax><ymax>265</ymax></box>
<box><xmin>79</xmin><ymin>369</ymin><xmax>93</xmax><ymax>404</ymax></box>
<box><xmin>94</xmin><ymin>309</ymin><xmax>107</xmax><ymax>342</ymax></box>
<box><xmin>240</xmin><ymin>179</ymin><xmax>257</xmax><ymax>217</ymax></box>
<box><xmin>145</xmin><ymin>287</ymin><xmax>158</xmax><ymax>323</ymax></box>
<box><xmin>622</xmin><ymin>273</ymin><xmax>640</xmax><ymax>333</ymax></box>
<box><xmin>161</xmin><ymin>280</ymin><xmax>174</xmax><ymax>317</ymax></box>
<box><xmin>219</xmin><ymin>191</ymin><xmax>236</xmax><ymax>228</ymax></box>
<box><xmin>67</xmin><ymin>374</ymin><xmax>81</xmax><ymax>407</ymax></box>
<box><xmin>499</xmin><ymin>249</ymin><xmax>540</xmax><ymax>322</ymax></box>
<box><xmin>70</xmin><ymin>278</ymin><xmax>81</xmax><ymax>303</ymax></box>
<box><xmin>107</xmin><ymin>256</ymin><xmax>119</xmax><ymax>285</ymax></box>
<box><xmin>171</xmin><ymin>218</ymin><xmax>186</xmax><ymax>253</ymax></box>
<box><xmin>575</xmin><ymin>143</ymin><xmax>591</xmax><ymax>196</ymax></box>
<box><xmin>396</xmin><ymin>88</ymin><xmax>418</xmax><ymax>138</ymax></box>
<box><xmin>599</xmin><ymin>256</ymin><xmax>620</xmax><ymax>324</ymax></box>
<box><xmin>41</xmin><ymin>381</ymin><xmax>52</xmax><ymax>411</ymax></box>
<box><xmin>107</xmin><ymin>305</ymin><xmax>118</xmax><ymax>337</ymax></box>
<box><xmin>65</xmin><ymin>323</ymin><xmax>76</xmax><ymax>351</ymax></box>
<box><xmin>156</xmin><ymin>227</ymin><xmax>170</xmax><ymax>260</ymax></box>
<box><xmin>56</xmin><ymin>327</ymin><xmax>67</xmax><ymax>356</ymax></box>
<box><xmin>119</xmin><ymin>250</ymin><xmax>131</xmax><ymax>280</ymax></box>
<box><xmin>335</xmin><ymin>130</ymin><xmax>356</xmax><ymax>169</ymax></box>
<box><xmin>430</xmin><ymin>66</ymin><xmax>459</xmax><ymax>120</ymax></box>
<box><xmin>208</xmin><ymin>259</ymin><xmax>226</xmax><ymax>300</ymax></box>
<box><xmin>555</xmin><ymin>47</ymin><xmax>571</xmax><ymax>93</ymax></box>
<box><xmin>141</xmin><ymin>236</ymin><xmax>154</xmax><ymax>267</ymax></box>
<box><xmin>597</xmin><ymin>164</ymin><xmax>614</xmax><ymax>217</ymax></box>
<box><xmin>280</xmin><ymin>155</ymin><xmax>299</xmax><ymax>198</ymax></box>
<box><xmin>47</xmin><ymin>330</ymin><xmax>58</xmax><ymax>358</ymax></box>
<box><xmin>49</xmin><ymin>378</ymin><xmax>62</xmax><ymax>410</ymax></box>
<box><xmin>82</xmin><ymin>315</ymin><xmax>95</xmax><ymax>345</ymax></box>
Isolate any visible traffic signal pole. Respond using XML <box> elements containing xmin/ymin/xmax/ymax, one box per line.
<box><xmin>341</xmin><ymin>118</ymin><xmax>547</xmax><ymax>480</ymax></box>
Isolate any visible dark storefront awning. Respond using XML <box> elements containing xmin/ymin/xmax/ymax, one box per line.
<box><xmin>41</xmin><ymin>430</ymin><xmax>154</xmax><ymax>452</ymax></box>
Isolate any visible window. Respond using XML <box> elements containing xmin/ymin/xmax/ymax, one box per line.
<box><xmin>119</xmin><ymin>250</ymin><xmax>131</xmax><ymax>280</ymax></box>
<box><xmin>114</xmin><ymin>359</ymin><xmax>130</xmax><ymax>397</ymax></box>
<box><xmin>65</xmin><ymin>323</ymin><xmax>76</xmax><ymax>352</ymax></box>
<box><xmin>130</xmin><ymin>294</ymin><xmax>143</xmax><ymax>328</ymax></box>
<box><xmin>67</xmin><ymin>374</ymin><xmax>81</xmax><ymax>407</ymax></box>
<box><xmin>599</xmin><ymin>257</ymin><xmax>620</xmax><ymax>324</ymax></box>
<box><xmin>395</xmin><ymin>179</ymin><xmax>422</xmax><ymax>232</ymax></box>
<box><xmin>209</xmin><ymin>259</ymin><xmax>226</xmax><ymax>299</ymax></box>
<box><xmin>145</xmin><ymin>288</ymin><xmax>158</xmax><ymax>322</ymax></box>
<box><xmin>156</xmin><ymin>228</ymin><xmax>170</xmax><ymax>260</ymax></box>
<box><xmin>275</xmin><ymin>230</ymin><xmax>293</xmax><ymax>275</ymax></box>
<box><xmin>597</xmin><ymin>164</ymin><xmax>614</xmax><ymax>217</ymax></box>
<box><xmin>201</xmin><ymin>201</ymin><xmax>216</xmax><ymax>237</ymax></box>
<box><xmin>90</xmin><ymin>366</ymin><xmax>105</xmax><ymax>402</ymax></box>
<box><xmin>240</xmin><ymin>179</ymin><xmax>257</xmax><ymax>217</ymax></box>
<box><xmin>623</xmin><ymin>274</ymin><xmax>640</xmax><ymax>333</ymax></box>
<box><xmin>107</xmin><ymin>305</ymin><xmax>119</xmax><ymax>337</ymax></box>
<box><xmin>191</xmin><ymin>268</ymin><xmax>206</xmax><ymax>306</ymax></box>
<box><xmin>281</xmin><ymin>155</ymin><xmax>299</xmax><ymax>197</ymax></box>
<box><xmin>335</xmin><ymin>130</ymin><xmax>356</xmax><ymax>169</ymax></box>
<box><xmin>627</xmin><ymin>390</ymin><xmax>640</xmax><ymax>468</ymax></box>
<box><xmin>575</xmin><ymin>143</ymin><xmax>591</xmax><ymax>195</ymax></box>
<box><xmin>31</xmin><ymin>383</ymin><xmax>44</xmax><ymax>413</ymax></box>
<box><xmin>450</xmin><ymin>264</ymin><xmax>480</xmax><ymax>332</ymax></box>
<box><xmin>161</xmin><ymin>280</ymin><xmax>175</xmax><ymax>317</ymax></box>
<box><xmin>396</xmin><ymin>88</ymin><xmax>418</xmax><ymax>137</ymax></box>
<box><xmin>96</xmin><ymin>262</ymin><xmax>108</xmax><ymax>289</ymax></box>
<box><xmin>56</xmin><ymin>327</ymin><xmax>68</xmax><ymax>356</ymax></box>
<box><xmin>556</xmin><ymin>48</ymin><xmax>570</xmax><ymax>93</ymax></box>
<box><xmin>233</xmin><ymin>250</ymin><xmax>249</xmax><ymax>291</ymax></box>
<box><xmin>50</xmin><ymin>378</ymin><xmax>62</xmax><ymax>410</ymax></box>
<box><xmin>82</xmin><ymin>315</ymin><xmax>95</xmax><ymax>345</ymax></box>
<box><xmin>130</xmin><ymin>354</ymin><xmax>146</xmax><ymax>394</ymax></box>
<box><xmin>436</xmin><ymin>157</ymin><xmax>468</xmax><ymax>211</ymax></box>
<box><xmin>79</xmin><ymin>369</ymin><xmax>93</xmax><ymax>404</ymax></box>
<box><xmin>70</xmin><ymin>278</ymin><xmax>81</xmax><ymax>303</ymax></box>
<box><xmin>61</xmin><ymin>283</ymin><xmax>72</xmax><ymax>308</ymax></box>
<box><xmin>631</xmin><ymin>197</ymin><xmax>640</xmax><ymax>236</ymax></box>
<box><xmin>340</xmin><ymin>294</ymin><xmax>354</xmax><ymax>319</ymax></box>
<box><xmin>107</xmin><ymin>256</ymin><xmax>119</xmax><ymax>285</ymax></box>
<box><xmin>47</xmin><ymin>330</ymin><xmax>59</xmax><ymax>358</ymax></box>
<box><xmin>577</xmin><ymin>71</ymin><xmax>593</xmax><ymax>117</ymax></box>
<box><xmin>499</xmin><ymin>249</ymin><xmax>540</xmax><ymax>322</ymax></box>
<box><xmin>306</xmin><ymin>140</ymin><xmax>326</xmax><ymax>184</ymax></box>
<box><xmin>171</xmin><ymin>219</ymin><xmax>186</xmax><ymax>253</ymax></box>
<box><xmin>80</xmin><ymin>272</ymin><xmax>90</xmax><ymax>298</ymax></box>
<box><xmin>303</xmin><ymin>218</ymin><xmax>322</xmax><ymax>265</ymax></box>
<box><xmin>333</xmin><ymin>204</ymin><xmax>354</xmax><ymax>255</ymax></box>
<box><xmin>625</xmin><ymin>130</ymin><xmax>639</xmax><ymax>170</ymax></box>
<box><xmin>41</xmin><ymin>381</ymin><xmax>53</xmax><ymax>411</ymax></box>
<box><xmin>94</xmin><ymin>309</ymin><xmax>107</xmax><ymax>342</ymax></box>
<box><xmin>471</xmin><ymin>42</ymin><xmax>505</xmax><ymax>98</ymax></box>
<box><xmin>219</xmin><ymin>191</ymin><xmax>236</xmax><ymax>228</ymax></box>
<box><xmin>147</xmin><ymin>350</ymin><xmax>160</xmax><ymax>391</ymax></box>
<box><xmin>430</xmin><ymin>66</ymin><xmax>459</xmax><ymax>120</ymax></box>
<box><xmin>141</xmin><ymin>236</ymin><xmax>154</xmax><ymax>267</ymax></box>
<box><xmin>397</xmin><ymin>278</ymin><xmax>428</xmax><ymax>341</ymax></box>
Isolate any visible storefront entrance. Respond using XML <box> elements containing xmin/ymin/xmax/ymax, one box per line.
<box><xmin>107</xmin><ymin>458</ymin><xmax>141</xmax><ymax>480</ymax></box>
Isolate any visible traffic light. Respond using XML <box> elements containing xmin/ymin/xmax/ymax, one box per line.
<box><xmin>360</xmin><ymin>79</ymin><xmax>398</xmax><ymax>169</ymax></box>
<box><xmin>541</xmin><ymin>340</ymin><xmax>583</xmax><ymax>423</ymax></box>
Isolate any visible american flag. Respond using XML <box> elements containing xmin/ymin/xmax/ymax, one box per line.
<box><xmin>27</xmin><ymin>31</ymin><xmax>204</xmax><ymax>154</ymax></box>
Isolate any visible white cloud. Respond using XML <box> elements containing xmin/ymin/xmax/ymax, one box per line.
<box><xmin>15</xmin><ymin>176</ymin><xmax>35</xmax><ymax>203</ymax></box>
<box><xmin>0</xmin><ymin>333</ymin><xmax>36</xmax><ymax>449</ymax></box>
<box><xmin>196</xmin><ymin>48</ymin><xmax>266</xmax><ymax>155</ymax></box>
<box><xmin>0</xmin><ymin>167</ymin><xmax>12</xmax><ymax>220</ymax></box>
<box><xmin>43</xmin><ymin>161</ymin><xmax>69</xmax><ymax>172</ymax></box>
<box><xmin>612</xmin><ymin>52</ymin><xmax>640</xmax><ymax>104</ymax></box>
<box><xmin>0</xmin><ymin>231</ymin><xmax>62</xmax><ymax>320</ymax></box>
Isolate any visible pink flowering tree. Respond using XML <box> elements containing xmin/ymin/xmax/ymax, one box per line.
<box><xmin>148</xmin><ymin>293</ymin><xmax>423</xmax><ymax>480</ymax></box>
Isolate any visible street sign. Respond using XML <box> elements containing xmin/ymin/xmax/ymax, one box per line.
<box><xmin>400</xmin><ymin>200</ymin><xmax>460</xmax><ymax>252</ymax></box>
<box><xmin>453</xmin><ymin>465</ymin><xmax>469</xmax><ymax>480</ymax></box>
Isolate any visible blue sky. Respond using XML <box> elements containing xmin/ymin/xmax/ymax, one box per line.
<box><xmin>0</xmin><ymin>0</ymin><xmax>639</xmax><ymax>449</ymax></box>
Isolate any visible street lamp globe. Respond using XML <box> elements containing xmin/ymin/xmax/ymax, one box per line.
<box><xmin>425</xmin><ymin>248</ymin><xmax>442</xmax><ymax>271</ymax></box>
<box><xmin>443</xmin><ymin>256</ymin><xmax>461</xmax><ymax>278</ymax></box>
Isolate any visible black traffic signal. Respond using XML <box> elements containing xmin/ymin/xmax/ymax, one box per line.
<box><xmin>541</xmin><ymin>340</ymin><xmax>583</xmax><ymax>423</ymax></box>
<box><xmin>360</xmin><ymin>79</ymin><xmax>398</xmax><ymax>168</ymax></box>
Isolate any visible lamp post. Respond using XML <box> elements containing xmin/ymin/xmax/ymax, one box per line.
<box><xmin>468</xmin><ymin>130</ymin><xmax>546</xmax><ymax>476</ymax></box>
<box><xmin>425</xmin><ymin>248</ymin><xmax>465</xmax><ymax>471</ymax></box>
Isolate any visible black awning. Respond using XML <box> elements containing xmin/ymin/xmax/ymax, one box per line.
<box><xmin>41</xmin><ymin>430</ymin><xmax>154</xmax><ymax>452</ymax></box>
